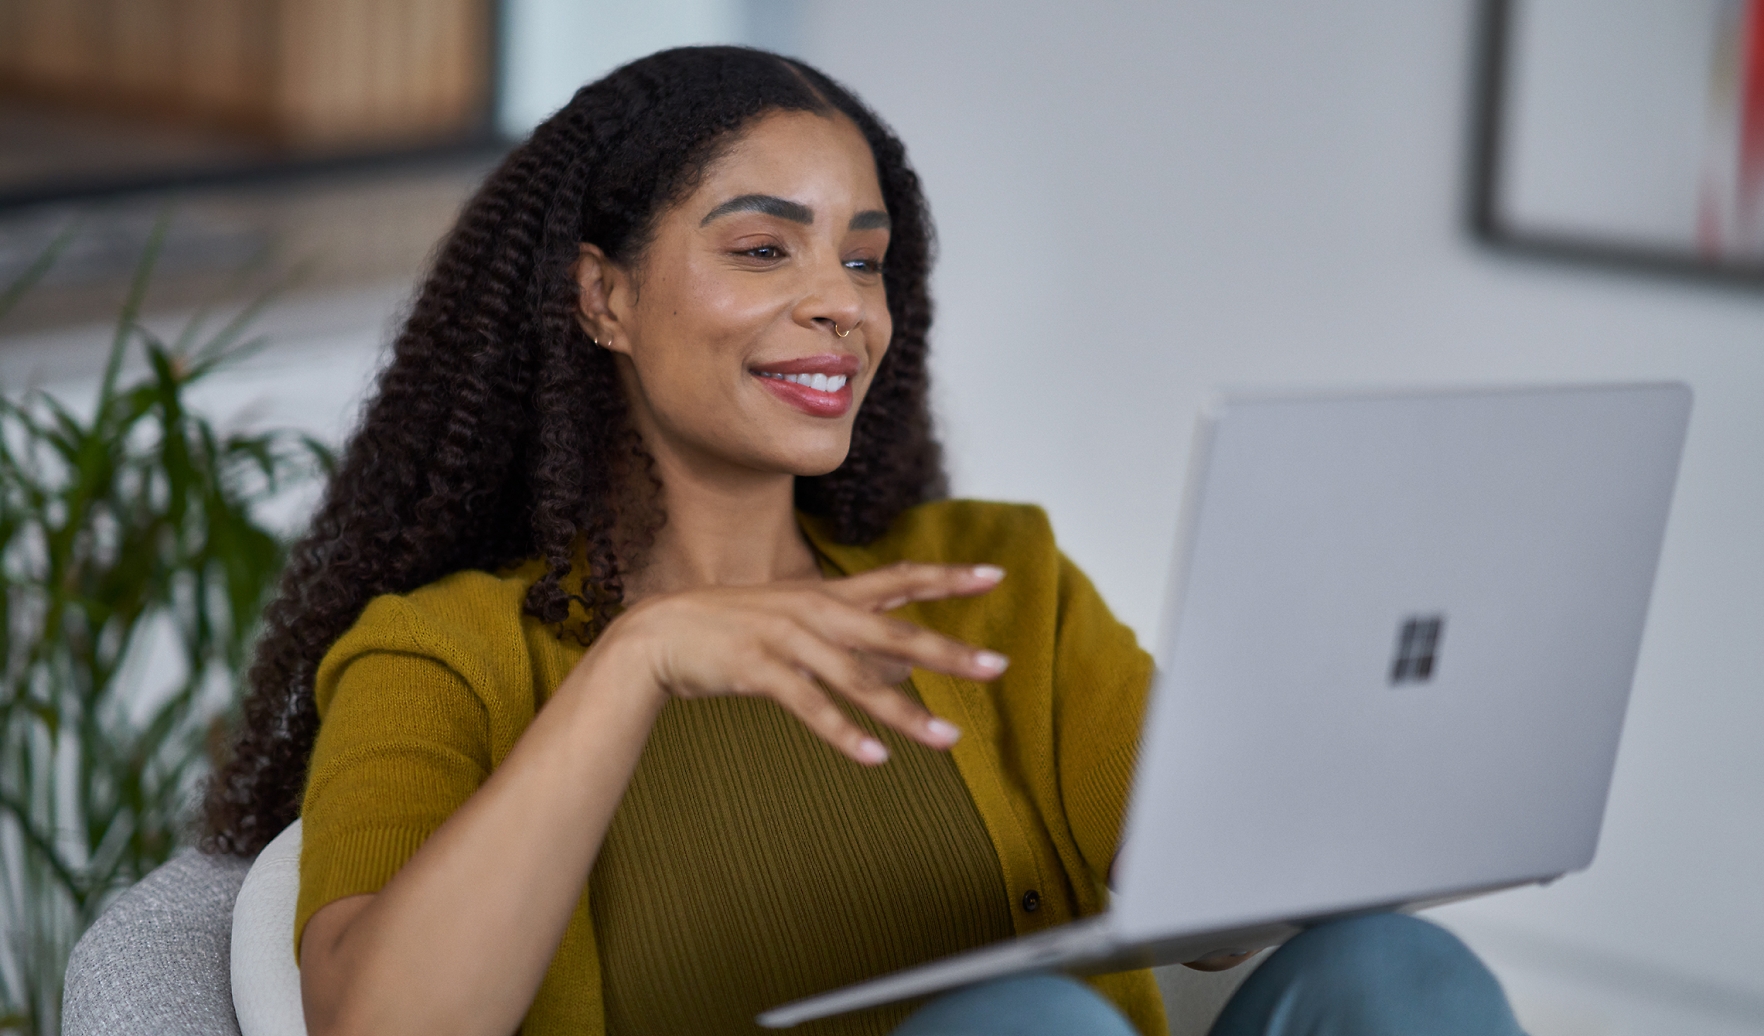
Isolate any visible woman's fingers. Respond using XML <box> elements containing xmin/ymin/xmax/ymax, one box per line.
<box><xmin>631</xmin><ymin>567</ymin><xmax>1012</xmax><ymax>766</ymax></box>
<box><xmin>826</xmin><ymin>561</ymin><xmax>1006</xmax><ymax>612</ymax></box>
<box><xmin>777</xmin><ymin>628</ymin><xmax>959</xmax><ymax>750</ymax></box>
<box><xmin>795</xmin><ymin>596</ymin><xmax>1008</xmax><ymax>684</ymax></box>
<box><xmin>742</xmin><ymin>653</ymin><xmax>892</xmax><ymax>765</ymax></box>
<box><xmin>853</xmin><ymin>650</ymin><xmax>912</xmax><ymax>687</ymax></box>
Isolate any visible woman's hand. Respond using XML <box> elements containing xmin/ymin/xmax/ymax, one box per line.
<box><xmin>1183</xmin><ymin>949</ymin><xmax>1260</xmax><ymax>972</ymax></box>
<box><xmin>592</xmin><ymin>562</ymin><xmax>1009</xmax><ymax>764</ymax></box>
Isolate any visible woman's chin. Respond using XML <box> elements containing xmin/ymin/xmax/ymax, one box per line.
<box><xmin>786</xmin><ymin>451</ymin><xmax>853</xmax><ymax>479</ymax></box>
<box><xmin>731</xmin><ymin>421</ymin><xmax>853</xmax><ymax>478</ymax></box>
<box><xmin>771</xmin><ymin>440</ymin><xmax>853</xmax><ymax>479</ymax></box>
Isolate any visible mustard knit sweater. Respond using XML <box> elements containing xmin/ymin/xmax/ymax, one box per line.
<box><xmin>296</xmin><ymin>500</ymin><xmax>1167</xmax><ymax>1036</ymax></box>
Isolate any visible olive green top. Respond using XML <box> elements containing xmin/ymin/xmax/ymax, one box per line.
<box><xmin>591</xmin><ymin>684</ymin><xmax>1015</xmax><ymax>1035</ymax></box>
<box><xmin>297</xmin><ymin>500</ymin><xmax>1166</xmax><ymax>1036</ymax></box>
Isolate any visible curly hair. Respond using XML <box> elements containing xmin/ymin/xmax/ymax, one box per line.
<box><xmin>203</xmin><ymin>47</ymin><xmax>945</xmax><ymax>856</ymax></box>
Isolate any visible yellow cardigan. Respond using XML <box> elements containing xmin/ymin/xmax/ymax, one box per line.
<box><xmin>297</xmin><ymin>499</ymin><xmax>1166</xmax><ymax>1035</ymax></box>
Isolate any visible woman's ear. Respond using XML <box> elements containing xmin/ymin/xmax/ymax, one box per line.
<box><xmin>574</xmin><ymin>244</ymin><xmax>633</xmax><ymax>355</ymax></box>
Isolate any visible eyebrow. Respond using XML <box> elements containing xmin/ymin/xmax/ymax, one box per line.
<box><xmin>701</xmin><ymin>194</ymin><xmax>812</xmax><ymax>225</ymax></box>
<box><xmin>699</xmin><ymin>194</ymin><xmax>892</xmax><ymax>232</ymax></box>
<box><xmin>849</xmin><ymin>209</ymin><xmax>890</xmax><ymax>231</ymax></box>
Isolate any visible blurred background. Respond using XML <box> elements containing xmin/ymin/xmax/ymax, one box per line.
<box><xmin>2</xmin><ymin>2</ymin><xmax>1761</xmax><ymax>1035</ymax></box>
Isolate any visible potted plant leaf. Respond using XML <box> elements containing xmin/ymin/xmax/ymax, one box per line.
<box><xmin>0</xmin><ymin>221</ymin><xmax>330</xmax><ymax>1036</ymax></box>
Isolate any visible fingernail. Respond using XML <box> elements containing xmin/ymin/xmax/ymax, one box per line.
<box><xmin>973</xmin><ymin>650</ymin><xmax>1009</xmax><ymax>675</ymax></box>
<box><xmin>857</xmin><ymin>738</ymin><xmax>890</xmax><ymax>764</ymax></box>
<box><xmin>881</xmin><ymin>596</ymin><xmax>909</xmax><ymax>610</ymax></box>
<box><xmin>972</xmin><ymin>565</ymin><xmax>1005</xmax><ymax>582</ymax></box>
<box><xmin>926</xmin><ymin>718</ymin><xmax>962</xmax><ymax>745</ymax></box>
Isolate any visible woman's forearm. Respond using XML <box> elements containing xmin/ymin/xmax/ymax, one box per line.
<box><xmin>299</xmin><ymin>636</ymin><xmax>665</xmax><ymax>1036</ymax></box>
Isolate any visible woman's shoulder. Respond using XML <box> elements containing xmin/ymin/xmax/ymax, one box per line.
<box><xmin>345</xmin><ymin>558</ymin><xmax>547</xmax><ymax>647</ymax></box>
<box><xmin>402</xmin><ymin>557</ymin><xmax>551</xmax><ymax>619</ymax></box>
<box><xmin>313</xmin><ymin>559</ymin><xmax>551</xmax><ymax>712</ymax></box>
<box><xmin>806</xmin><ymin>498</ymin><xmax>1058</xmax><ymax>571</ymax></box>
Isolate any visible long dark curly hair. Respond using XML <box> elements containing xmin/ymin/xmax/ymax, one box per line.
<box><xmin>203</xmin><ymin>47</ymin><xmax>945</xmax><ymax>856</ymax></box>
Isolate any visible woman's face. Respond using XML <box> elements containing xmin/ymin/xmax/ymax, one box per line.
<box><xmin>577</xmin><ymin>110</ymin><xmax>893</xmax><ymax>482</ymax></box>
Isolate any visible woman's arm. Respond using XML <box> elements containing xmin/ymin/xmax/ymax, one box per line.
<box><xmin>298</xmin><ymin>563</ymin><xmax>1007</xmax><ymax>1036</ymax></box>
<box><xmin>298</xmin><ymin>629</ymin><xmax>664</xmax><ymax>1036</ymax></box>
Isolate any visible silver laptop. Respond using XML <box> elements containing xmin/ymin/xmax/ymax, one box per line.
<box><xmin>760</xmin><ymin>382</ymin><xmax>1692</xmax><ymax>1028</ymax></box>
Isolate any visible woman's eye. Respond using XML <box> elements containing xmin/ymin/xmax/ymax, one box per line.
<box><xmin>845</xmin><ymin>257</ymin><xmax>884</xmax><ymax>274</ymax></box>
<box><xmin>739</xmin><ymin>245</ymin><xmax>785</xmax><ymax>260</ymax></box>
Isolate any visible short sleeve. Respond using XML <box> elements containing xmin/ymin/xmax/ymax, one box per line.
<box><xmin>294</xmin><ymin>649</ymin><xmax>491</xmax><ymax>959</ymax></box>
<box><xmin>1052</xmin><ymin>553</ymin><xmax>1155</xmax><ymax>886</ymax></box>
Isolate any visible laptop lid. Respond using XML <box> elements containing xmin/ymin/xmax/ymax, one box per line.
<box><xmin>1111</xmin><ymin>383</ymin><xmax>1692</xmax><ymax>943</ymax></box>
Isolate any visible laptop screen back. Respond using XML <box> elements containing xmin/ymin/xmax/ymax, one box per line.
<box><xmin>1112</xmin><ymin>384</ymin><xmax>1691</xmax><ymax>942</ymax></box>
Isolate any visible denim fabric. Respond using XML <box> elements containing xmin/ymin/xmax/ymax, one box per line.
<box><xmin>889</xmin><ymin>913</ymin><xmax>1525</xmax><ymax>1036</ymax></box>
<box><xmin>1209</xmin><ymin>913</ymin><xmax>1526</xmax><ymax>1036</ymax></box>
<box><xmin>891</xmin><ymin>973</ymin><xmax>1139</xmax><ymax>1036</ymax></box>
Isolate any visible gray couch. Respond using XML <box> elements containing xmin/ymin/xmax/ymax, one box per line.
<box><xmin>62</xmin><ymin>849</ymin><xmax>1254</xmax><ymax>1035</ymax></box>
<box><xmin>64</xmin><ymin>849</ymin><xmax>251</xmax><ymax>1036</ymax></box>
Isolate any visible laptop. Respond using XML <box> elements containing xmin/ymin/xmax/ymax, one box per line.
<box><xmin>760</xmin><ymin>382</ymin><xmax>1693</xmax><ymax>1028</ymax></box>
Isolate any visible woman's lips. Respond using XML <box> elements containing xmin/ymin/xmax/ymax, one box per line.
<box><xmin>750</xmin><ymin>353</ymin><xmax>860</xmax><ymax>418</ymax></box>
<box><xmin>753</xmin><ymin>370</ymin><xmax>853</xmax><ymax>417</ymax></box>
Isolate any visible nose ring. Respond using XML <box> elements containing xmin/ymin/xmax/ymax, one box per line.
<box><xmin>833</xmin><ymin>321</ymin><xmax>855</xmax><ymax>338</ymax></box>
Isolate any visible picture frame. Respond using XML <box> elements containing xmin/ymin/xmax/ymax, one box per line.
<box><xmin>1473</xmin><ymin>0</ymin><xmax>1764</xmax><ymax>283</ymax></box>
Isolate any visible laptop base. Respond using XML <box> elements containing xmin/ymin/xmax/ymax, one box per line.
<box><xmin>758</xmin><ymin>877</ymin><xmax>1542</xmax><ymax>1028</ymax></box>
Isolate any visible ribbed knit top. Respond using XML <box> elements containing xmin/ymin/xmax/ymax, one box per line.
<box><xmin>591</xmin><ymin>684</ymin><xmax>1014</xmax><ymax>1035</ymax></box>
<box><xmin>297</xmin><ymin>500</ymin><xmax>1167</xmax><ymax>1036</ymax></box>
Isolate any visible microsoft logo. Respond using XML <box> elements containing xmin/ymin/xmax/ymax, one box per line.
<box><xmin>1390</xmin><ymin>615</ymin><xmax>1444</xmax><ymax>685</ymax></box>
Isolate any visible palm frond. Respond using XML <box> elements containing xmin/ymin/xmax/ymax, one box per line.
<box><xmin>0</xmin><ymin>218</ymin><xmax>321</xmax><ymax>1036</ymax></box>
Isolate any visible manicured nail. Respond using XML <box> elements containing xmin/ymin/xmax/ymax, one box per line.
<box><xmin>857</xmin><ymin>738</ymin><xmax>890</xmax><ymax>764</ymax></box>
<box><xmin>973</xmin><ymin>651</ymin><xmax>1009</xmax><ymax>675</ymax></box>
<box><xmin>926</xmin><ymin>718</ymin><xmax>962</xmax><ymax>745</ymax></box>
<box><xmin>972</xmin><ymin>565</ymin><xmax>1005</xmax><ymax>582</ymax></box>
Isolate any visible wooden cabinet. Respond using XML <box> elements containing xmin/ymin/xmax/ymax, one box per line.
<box><xmin>0</xmin><ymin>0</ymin><xmax>494</xmax><ymax>150</ymax></box>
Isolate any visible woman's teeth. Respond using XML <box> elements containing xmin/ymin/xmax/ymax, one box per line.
<box><xmin>760</xmin><ymin>372</ymin><xmax>848</xmax><ymax>392</ymax></box>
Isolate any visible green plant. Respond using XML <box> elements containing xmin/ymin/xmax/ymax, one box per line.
<box><xmin>0</xmin><ymin>222</ymin><xmax>329</xmax><ymax>1035</ymax></box>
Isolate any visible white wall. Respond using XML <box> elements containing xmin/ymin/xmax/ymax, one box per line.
<box><xmin>786</xmin><ymin>0</ymin><xmax>1764</xmax><ymax>1019</ymax></box>
<box><xmin>497</xmin><ymin>0</ymin><xmax>798</xmax><ymax>133</ymax></box>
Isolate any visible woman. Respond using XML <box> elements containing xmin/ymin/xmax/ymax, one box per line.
<box><xmin>205</xmin><ymin>47</ymin><xmax>1526</xmax><ymax>1036</ymax></box>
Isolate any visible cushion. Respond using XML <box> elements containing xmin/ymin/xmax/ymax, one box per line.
<box><xmin>231</xmin><ymin>820</ymin><xmax>307</xmax><ymax>1036</ymax></box>
<box><xmin>62</xmin><ymin>848</ymin><xmax>250</xmax><ymax>1036</ymax></box>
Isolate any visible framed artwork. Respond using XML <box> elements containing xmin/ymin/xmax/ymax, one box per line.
<box><xmin>1474</xmin><ymin>0</ymin><xmax>1764</xmax><ymax>280</ymax></box>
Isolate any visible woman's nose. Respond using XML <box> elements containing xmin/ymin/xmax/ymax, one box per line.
<box><xmin>794</xmin><ymin>260</ymin><xmax>865</xmax><ymax>337</ymax></box>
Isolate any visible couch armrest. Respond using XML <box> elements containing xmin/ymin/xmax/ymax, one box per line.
<box><xmin>63</xmin><ymin>848</ymin><xmax>251</xmax><ymax>1036</ymax></box>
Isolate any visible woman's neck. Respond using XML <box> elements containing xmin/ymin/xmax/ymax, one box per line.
<box><xmin>622</xmin><ymin>446</ymin><xmax>819</xmax><ymax>602</ymax></box>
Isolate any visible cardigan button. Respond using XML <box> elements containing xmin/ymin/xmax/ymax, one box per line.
<box><xmin>1021</xmin><ymin>889</ymin><xmax>1041</xmax><ymax>913</ymax></box>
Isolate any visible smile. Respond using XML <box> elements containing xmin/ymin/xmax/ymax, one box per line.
<box><xmin>748</xmin><ymin>354</ymin><xmax>860</xmax><ymax>418</ymax></box>
<box><xmin>757</xmin><ymin>372</ymin><xmax>849</xmax><ymax>392</ymax></box>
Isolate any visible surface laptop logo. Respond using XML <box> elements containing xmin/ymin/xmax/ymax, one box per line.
<box><xmin>1390</xmin><ymin>615</ymin><xmax>1444</xmax><ymax>684</ymax></box>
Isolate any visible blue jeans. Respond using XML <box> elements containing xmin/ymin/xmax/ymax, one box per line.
<box><xmin>890</xmin><ymin>913</ymin><xmax>1527</xmax><ymax>1036</ymax></box>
